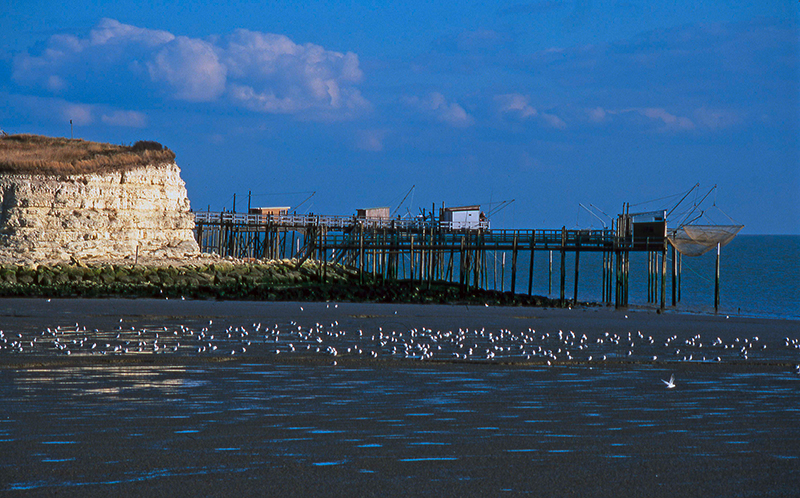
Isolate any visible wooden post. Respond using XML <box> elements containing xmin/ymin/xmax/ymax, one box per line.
<box><xmin>671</xmin><ymin>244</ymin><xmax>677</xmax><ymax>307</ymax></box>
<box><xmin>511</xmin><ymin>233</ymin><xmax>518</xmax><ymax>294</ymax></box>
<box><xmin>493</xmin><ymin>250</ymin><xmax>497</xmax><ymax>290</ymax></box>
<box><xmin>714</xmin><ymin>242</ymin><xmax>721</xmax><ymax>313</ymax></box>
<box><xmin>560</xmin><ymin>227</ymin><xmax>566</xmax><ymax>306</ymax></box>
<box><xmin>410</xmin><ymin>234</ymin><xmax>415</xmax><ymax>283</ymax></box>
<box><xmin>359</xmin><ymin>224</ymin><xmax>365</xmax><ymax>284</ymax></box>
<box><xmin>678</xmin><ymin>253</ymin><xmax>682</xmax><ymax>303</ymax></box>
<box><xmin>607</xmin><ymin>250</ymin><xmax>612</xmax><ymax>304</ymax></box>
<box><xmin>548</xmin><ymin>250</ymin><xmax>553</xmax><ymax>296</ymax></box>
<box><xmin>447</xmin><ymin>243</ymin><xmax>454</xmax><ymax>282</ymax></box>
<box><xmin>647</xmin><ymin>250</ymin><xmax>652</xmax><ymax>303</ymax></box>
<box><xmin>528</xmin><ymin>232</ymin><xmax>535</xmax><ymax>296</ymax></box>
<box><xmin>660</xmin><ymin>243</ymin><xmax>667</xmax><ymax>310</ymax></box>
<box><xmin>419</xmin><ymin>211</ymin><xmax>425</xmax><ymax>284</ymax></box>
<box><xmin>601</xmin><ymin>250</ymin><xmax>606</xmax><ymax>303</ymax></box>
<box><xmin>465</xmin><ymin>232</ymin><xmax>472</xmax><ymax>289</ymax></box>
<box><xmin>459</xmin><ymin>236</ymin><xmax>466</xmax><ymax>290</ymax></box>
<box><xmin>573</xmin><ymin>233</ymin><xmax>580</xmax><ymax>304</ymax></box>
<box><xmin>501</xmin><ymin>252</ymin><xmax>505</xmax><ymax>292</ymax></box>
<box><xmin>322</xmin><ymin>228</ymin><xmax>327</xmax><ymax>283</ymax></box>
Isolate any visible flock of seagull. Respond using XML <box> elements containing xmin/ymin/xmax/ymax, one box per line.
<box><xmin>1</xmin><ymin>307</ymin><xmax>799</xmax><ymax>379</ymax></box>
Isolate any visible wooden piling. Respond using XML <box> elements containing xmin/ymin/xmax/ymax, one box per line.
<box><xmin>511</xmin><ymin>233</ymin><xmax>518</xmax><ymax>294</ymax></box>
<box><xmin>359</xmin><ymin>225</ymin><xmax>365</xmax><ymax>284</ymax></box>
<box><xmin>528</xmin><ymin>233</ymin><xmax>535</xmax><ymax>296</ymax></box>
<box><xmin>560</xmin><ymin>227</ymin><xmax>566</xmax><ymax>305</ymax></box>
<box><xmin>660</xmin><ymin>243</ymin><xmax>666</xmax><ymax>310</ymax></box>
<box><xmin>714</xmin><ymin>242</ymin><xmax>721</xmax><ymax>313</ymax></box>
<box><xmin>573</xmin><ymin>234</ymin><xmax>580</xmax><ymax>303</ymax></box>
<box><xmin>671</xmin><ymin>244</ymin><xmax>677</xmax><ymax>307</ymax></box>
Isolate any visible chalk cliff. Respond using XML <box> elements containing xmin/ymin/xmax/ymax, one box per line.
<box><xmin>0</xmin><ymin>136</ymin><xmax>199</xmax><ymax>263</ymax></box>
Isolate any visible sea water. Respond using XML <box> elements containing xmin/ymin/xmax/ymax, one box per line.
<box><xmin>2</xmin><ymin>363</ymin><xmax>799</xmax><ymax>495</ymax></box>
<box><xmin>483</xmin><ymin>235</ymin><xmax>799</xmax><ymax>319</ymax></box>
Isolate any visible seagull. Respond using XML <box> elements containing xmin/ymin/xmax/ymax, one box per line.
<box><xmin>662</xmin><ymin>374</ymin><xmax>676</xmax><ymax>389</ymax></box>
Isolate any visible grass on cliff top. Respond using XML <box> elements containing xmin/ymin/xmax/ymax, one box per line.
<box><xmin>0</xmin><ymin>134</ymin><xmax>176</xmax><ymax>176</ymax></box>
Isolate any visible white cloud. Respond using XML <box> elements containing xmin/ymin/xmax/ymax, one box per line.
<box><xmin>5</xmin><ymin>93</ymin><xmax>146</xmax><ymax>128</ymax></box>
<box><xmin>61</xmin><ymin>103</ymin><xmax>94</xmax><ymax>126</ymax></box>
<box><xmin>588</xmin><ymin>106</ymin><xmax>606</xmax><ymax>122</ymax></box>
<box><xmin>540</xmin><ymin>112</ymin><xmax>567</xmax><ymax>129</ymax></box>
<box><xmin>637</xmin><ymin>108</ymin><xmax>695</xmax><ymax>130</ymax></box>
<box><xmin>599</xmin><ymin>107</ymin><xmax>696</xmax><ymax>131</ymax></box>
<box><xmin>589</xmin><ymin>105</ymin><xmax>745</xmax><ymax>132</ymax></box>
<box><xmin>356</xmin><ymin>129</ymin><xmax>388</xmax><ymax>151</ymax></box>
<box><xmin>495</xmin><ymin>93</ymin><xmax>537</xmax><ymax>118</ymax></box>
<box><xmin>147</xmin><ymin>37</ymin><xmax>227</xmax><ymax>102</ymax></box>
<box><xmin>693</xmin><ymin>107</ymin><xmax>743</xmax><ymax>130</ymax></box>
<box><xmin>89</xmin><ymin>18</ymin><xmax>174</xmax><ymax>47</ymax></box>
<box><xmin>223</xmin><ymin>30</ymin><xmax>368</xmax><ymax>118</ymax></box>
<box><xmin>12</xmin><ymin>19</ymin><xmax>369</xmax><ymax>121</ymax></box>
<box><xmin>404</xmin><ymin>92</ymin><xmax>474</xmax><ymax>128</ymax></box>
<box><xmin>13</xmin><ymin>18</ymin><xmax>175</xmax><ymax>92</ymax></box>
<box><xmin>101</xmin><ymin>110</ymin><xmax>147</xmax><ymax>127</ymax></box>
<box><xmin>495</xmin><ymin>93</ymin><xmax>567</xmax><ymax>129</ymax></box>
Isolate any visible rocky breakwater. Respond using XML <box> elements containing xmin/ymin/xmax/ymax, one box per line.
<box><xmin>0</xmin><ymin>134</ymin><xmax>199</xmax><ymax>263</ymax></box>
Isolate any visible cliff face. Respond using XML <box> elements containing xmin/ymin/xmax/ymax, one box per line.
<box><xmin>0</xmin><ymin>162</ymin><xmax>200</xmax><ymax>262</ymax></box>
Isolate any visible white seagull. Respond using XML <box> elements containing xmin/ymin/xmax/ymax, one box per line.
<box><xmin>662</xmin><ymin>374</ymin><xmax>676</xmax><ymax>389</ymax></box>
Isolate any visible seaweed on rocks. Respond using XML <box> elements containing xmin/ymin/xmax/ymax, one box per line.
<box><xmin>0</xmin><ymin>261</ymin><xmax>566</xmax><ymax>307</ymax></box>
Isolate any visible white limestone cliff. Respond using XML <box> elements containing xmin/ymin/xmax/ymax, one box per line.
<box><xmin>0</xmin><ymin>162</ymin><xmax>200</xmax><ymax>262</ymax></box>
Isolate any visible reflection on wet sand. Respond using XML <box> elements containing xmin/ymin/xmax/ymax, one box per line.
<box><xmin>2</xmin><ymin>362</ymin><xmax>800</xmax><ymax>496</ymax></box>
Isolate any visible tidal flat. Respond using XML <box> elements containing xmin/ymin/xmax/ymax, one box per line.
<box><xmin>1</xmin><ymin>299</ymin><xmax>798</xmax><ymax>497</ymax></box>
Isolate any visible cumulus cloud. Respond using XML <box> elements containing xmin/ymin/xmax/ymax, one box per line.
<box><xmin>641</xmin><ymin>108</ymin><xmax>694</xmax><ymax>130</ymax></box>
<box><xmin>586</xmin><ymin>104</ymin><xmax>748</xmax><ymax>132</ymax></box>
<box><xmin>13</xmin><ymin>18</ymin><xmax>174</xmax><ymax>92</ymax></box>
<box><xmin>356</xmin><ymin>129</ymin><xmax>388</xmax><ymax>151</ymax></box>
<box><xmin>147</xmin><ymin>37</ymin><xmax>227</xmax><ymax>102</ymax></box>
<box><xmin>495</xmin><ymin>93</ymin><xmax>567</xmax><ymax>129</ymax></box>
<box><xmin>587</xmin><ymin>106</ymin><xmax>606</xmax><ymax>122</ymax></box>
<box><xmin>693</xmin><ymin>107</ymin><xmax>743</xmax><ymax>130</ymax></box>
<box><xmin>495</xmin><ymin>93</ymin><xmax>537</xmax><ymax>118</ymax></box>
<box><xmin>540</xmin><ymin>112</ymin><xmax>567</xmax><ymax>129</ymax></box>
<box><xmin>6</xmin><ymin>93</ymin><xmax>147</xmax><ymax>128</ymax></box>
<box><xmin>221</xmin><ymin>29</ymin><xmax>368</xmax><ymax>117</ymax></box>
<box><xmin>404</xmin><ymin>92</ymin><xmax>474</xmax><ymax>128</ymax></box>
<box><xmin>62</xmin><ymin>103</ymin><xmax>94</xmax><ymax>126</ymax></box>
<box><xmin>592</xmin><ymin>106</ymin><xmax>696</xmax><ymax>131</ymax></box>
<box><xmin>101</xmin><ymin>110</ymin><xmax>147</xmax><ymax>127</ymax></box>
<box><xmin>12</xmin><ymin>18</ymin><xmax>370</xmax><ymax>120</ymax></box>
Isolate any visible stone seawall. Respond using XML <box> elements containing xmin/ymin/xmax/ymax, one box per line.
<box><xmin>0</xmin><ymin>162</ymin><xmax>199</xmax><ymax>262</ymax></box>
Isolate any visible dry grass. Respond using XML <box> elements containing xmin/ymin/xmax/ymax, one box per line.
<box><xmin>0</xmin><ymin>134</ymin><xmax>176</xmax><ymax>176</ymax></box>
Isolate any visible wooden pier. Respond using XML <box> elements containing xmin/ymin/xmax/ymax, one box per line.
<box><xmin>194</xmin><ymin>210</ymin><xmax>682</xmax><ymax>309</ymax></box>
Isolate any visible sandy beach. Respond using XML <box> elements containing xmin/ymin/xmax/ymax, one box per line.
<box><xmin>1</xmin><ymin>298</ymin><xmax>798</xmax><ymax>497</ymax></box>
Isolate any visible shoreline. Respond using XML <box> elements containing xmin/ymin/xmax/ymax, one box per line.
<box><xmin>0</xmin><ymin>259</ymin><xmax>796</xmax><ymax>321</ymax></box>
<box><xmin>2</xmin><ymin>298</ymin><xmax>798</xmax><ymax>371</ymax></box>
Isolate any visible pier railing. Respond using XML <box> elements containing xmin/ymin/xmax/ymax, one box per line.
<box><xmin>194</xmin><ymin>212</ymin><xmax>490</xmax><ymax>231</ymax></box>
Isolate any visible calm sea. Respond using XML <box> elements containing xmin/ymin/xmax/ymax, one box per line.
<box><xmin>484</xmin><ymin>235</ymin><xmax>799</xmax><ymax>319</ymax></box>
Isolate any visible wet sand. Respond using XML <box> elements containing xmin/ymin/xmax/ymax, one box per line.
<box><xmin>1</xmin><ymin>297</ymin><xmax>798</xmax><ymax>359</ymax></box>
<box><xmin>1</xmin><ymin>298</ymin><xmax>799</xmax><ymax>497</ymax></box>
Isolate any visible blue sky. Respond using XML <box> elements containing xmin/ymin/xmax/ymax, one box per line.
<box><xmin>2</xmin><ymin>1</ymin><xmax>797</xmax><ymax>233</ymax></box>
